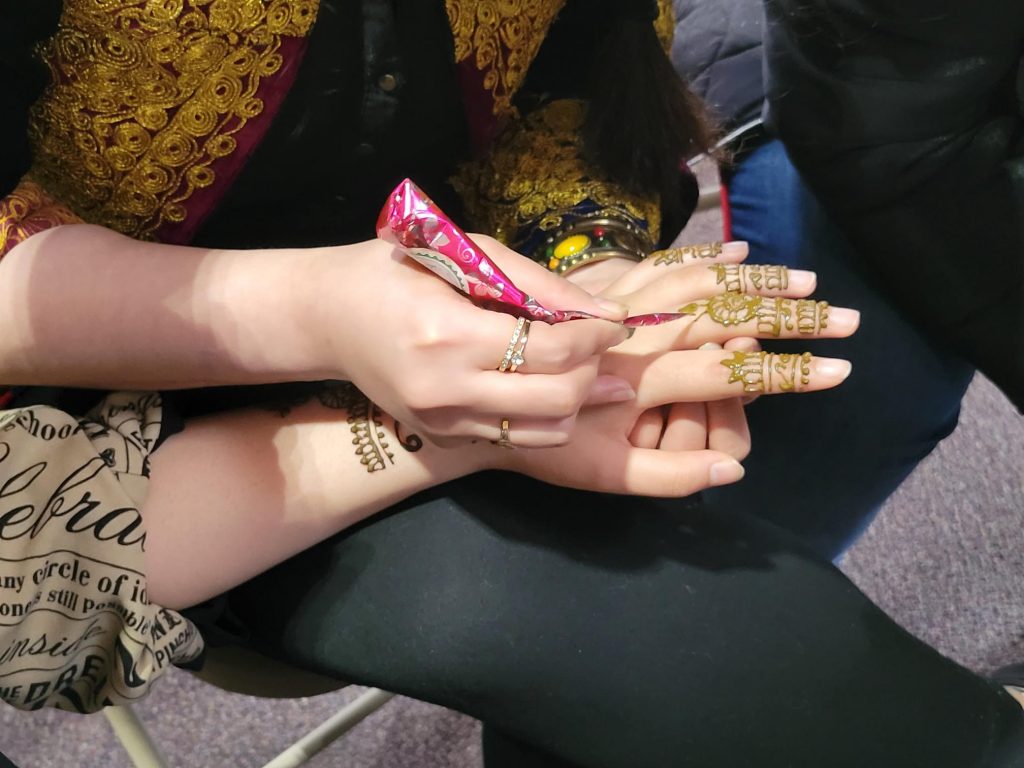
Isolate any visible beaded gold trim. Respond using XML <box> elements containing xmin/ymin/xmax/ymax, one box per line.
<box><xmin>27</xmin><ymin>0</ymin><xmax>318</xmax><ymax>240</ymax></box>
<box><xmin>452</xmin><ymin>99</ymin><xmax>661</xmax><ymax>248</ymax></box>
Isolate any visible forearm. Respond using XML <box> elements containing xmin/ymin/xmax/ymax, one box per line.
<box><xmin>142</xmin><ymin>387</ymin><xmax>488</xmax><ymax>609</ymax></box>
<box><xmin>0</xmin><ymin>223</ymin><xmax>336</xmax><ymax>388</ymax></box>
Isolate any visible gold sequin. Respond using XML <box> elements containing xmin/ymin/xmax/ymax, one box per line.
<box><xmin>452</xmin><ymin>99</ymin><xmax>661</xmax><ymax>247</ymax></box>
<box><xmin>27</xmin><ymin>0</ymin><xmax>318</xmax><ymax>240</ymax></box>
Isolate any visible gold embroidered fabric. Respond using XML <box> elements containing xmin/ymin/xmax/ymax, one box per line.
<box><xmin>0</xmin><ymin>179</ymin><xmax>83</xmax><ymax>258</ymax></box>
<box><xmin>452</xmin><ymin>99</ymin><xmax>661</xmax><ymax>248</ymax></box>
<box><xmin>444</xmin><ymin>0</ymin><xmax>566</xmax><ymax>118</ymax></box>
<box><xmin>27</xmin><ymin>0</ymin><xmax>318</xmax><ymax>240</ymax></box>
<box><xmin>445</xmin><ymin>1</ymin><xmax>673</xmax><ymax>118</ymax></box>
<box><xmin>655</xmin><ymin>0</ymin><xmax>675</xmax><ymax>52</ymax></box>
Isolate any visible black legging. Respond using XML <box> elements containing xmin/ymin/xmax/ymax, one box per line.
<box><xmin>221</xmin><ymin>473</ymin><xmax>1024</xmax><ymax>767</ymax></box>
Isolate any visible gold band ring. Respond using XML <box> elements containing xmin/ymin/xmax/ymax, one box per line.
<box><xmin>495</xmin><ymin>417</ymin><xmax>514</xmax><ymax>448</ymax></box>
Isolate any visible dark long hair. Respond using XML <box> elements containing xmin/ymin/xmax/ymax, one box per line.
<box><xmin>524</xmin><ymin>1</ymin><xmax>718</xmax><ymax>234</ymax></box>
<box><xmin>583</xmin><ymin>2</ymin><xmax>718</xmax><ymax>198</ymax></box>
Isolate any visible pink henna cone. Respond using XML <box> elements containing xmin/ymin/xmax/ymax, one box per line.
<box><xmin>377</xmin><ymin>179</ymin><xmax>681</xmax><ymax>326</ymax></box>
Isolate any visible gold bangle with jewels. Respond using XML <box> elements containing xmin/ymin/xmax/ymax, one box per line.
<box><xmin>537</xmin><ymin>214</ymin><xmax>654</xmax><ymax>276</ymax></box>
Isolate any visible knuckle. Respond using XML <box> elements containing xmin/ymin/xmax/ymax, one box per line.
<box><xmin>401</xmin><ymin>380</ymin><xmax>442</xmax><ymax>412</ymax></box>
<box><xmin>545</xmin><ymin>345</ymin><xmax>574</xmax><ymax>371</ymax></box>
<box><xmin>549</xmin><ymin>387</ymin><xmax>581</xmax><ymax>417</ymax></box>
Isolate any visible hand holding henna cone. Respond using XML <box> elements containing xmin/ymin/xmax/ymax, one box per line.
<box><xmin>376</xmin><ymin>179</ymin><xmax>684</xmax><ymax>326</ymax></box>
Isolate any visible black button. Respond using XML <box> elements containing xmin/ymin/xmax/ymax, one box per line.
<box><xmin>354</xmin><ymin>142</ymin><xmax>375</xmax><ymax>157</ymax></box>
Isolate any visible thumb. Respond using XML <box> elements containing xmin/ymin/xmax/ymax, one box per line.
<box><xmin>471</xmin><ymin>233</ymin><xmax>628</xmax><ymax>321</ymax></box>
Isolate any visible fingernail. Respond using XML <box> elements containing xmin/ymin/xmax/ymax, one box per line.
<box><xmin>710</xmin><ymin>459</ymin><xmax>745</xmax><ymax>486</ymax></box>
<box><xmin>699</xmin><ymin>342</ymin><xmax>722</xmax><ymax>350</ymax></box>
<box><xmin>787</xmin><ymin>269</ymin><xmax>817</xmax><ymax>292</ymax></box>
<box><xmin>590</xmin><ymin>375</ymin><xmax>636</xmax><ymax>403</ymax></box>
<box><xmin>721</xmin><ymin>241</ymin><xmax>748</xmax><ymax>257</ymax></box>
<box><xmin>595</xmin><ymin>298</ymin><xmax>628</xmax><ymax>319</ymax></box>
<box><xmin>814</xmin><ymin>358</ymin><xmax>853</xmax><ymax>381</ymax></box>
<box><xmin>827</xmin><ymin>307</ymin><xmax>860</xmax><ymax>333</ymax></box>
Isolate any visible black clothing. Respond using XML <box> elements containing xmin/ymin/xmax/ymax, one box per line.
<box><xmin>223</xmin><ymin>473</ymin><xmax>1024</xmax><ymax>768</ymax></box>
<box><xmin>194</xmin><ymin>0</ymin><xmax>469</xmax><ymax>249</ymax></box>
<box><xmin>764</xmin><ymin>0</ymin><xmax>1024</xmax><ymax>410</ymax></box>
<box><xmin>672</xmin><ymin>0</ymin><xmax>765</xmax><ymax>135</ymax></box>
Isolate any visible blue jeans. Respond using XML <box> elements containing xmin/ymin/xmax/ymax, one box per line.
<box><xmin>701</xmin><ymin>140</ymin><xmax>975</xmax><ymax>558</ymax></box>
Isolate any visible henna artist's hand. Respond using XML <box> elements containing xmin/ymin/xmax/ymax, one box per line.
<box><xmin>312</xmin><ymin>236</ymin><xmax>635</xmax><ymax>448</ymax></box>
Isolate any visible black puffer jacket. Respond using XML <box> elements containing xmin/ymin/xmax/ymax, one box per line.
<box><xmin>765</xmin><ymin>0</ymin><xmax>1024</xmax><ymax>410</ymax></box>
<box><xmin>672</xmin><ymin>0</ymin><xmax>765</xmax><ymax>138</ymax></box>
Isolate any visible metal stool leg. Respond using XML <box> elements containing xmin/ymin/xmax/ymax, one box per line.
<box><xmin>103</xmin><ymin>706</ymin><xmax>170</xmax><ymax>768</ymax></box>
<box><xmin>261</xmin><ymin>688</ymin><xmax>395</xmax><ymax>768</ymax></box>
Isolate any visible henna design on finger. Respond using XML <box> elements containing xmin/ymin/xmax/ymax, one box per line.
<box><xmin>709</xmin><ymin>264</ymin><xmax>790</xmax><ymax>293</ymax></box>
<box><xmin>651</xmin><ymin>242</ymin><xmax>723</xmax><ymax>266</ymax></box>
<box><xmin>679</xmin><ymin>292</ymin><xmax>830</xmax><ymax>337</ymax></box>
<box><xmin>721</xmin><ymin>351</ymin><xmax>812</xmax><ymax>394</ymax></box>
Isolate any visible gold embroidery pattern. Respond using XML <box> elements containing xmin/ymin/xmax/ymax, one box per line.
<box><xmin>0</xmin><ymin>179</ymin><xmax>83</xmax><ymax>258</ymax></box>
<box><xmin>452</xmin><ymin>99</ymin><xmax>661</xmax><ymax>247</ymax></box>
<box><xmin>27</xmin><ymin>0</ymin><xmax>318</xmax><ymax>240</ymax></box>
<box><xmin>655</xmin><ymin>0</ymin><xmax>675</xmax><ymax>51</ymax></box>
<box><xmin>445</xmin><ymin>0</ymin><xmax>566</xmax><ymax>118</ymax></box>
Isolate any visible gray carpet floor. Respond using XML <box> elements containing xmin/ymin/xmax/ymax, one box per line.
<box><xmin>2</xmin><ymin>193</ymin><xmax>1022</xmax><ymax>766</ymax></box>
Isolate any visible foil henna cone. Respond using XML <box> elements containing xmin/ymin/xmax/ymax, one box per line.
<box><xmin>377</xmin><ymin>178</ymin><xmax>682</xmax><ymax>326</ymax></box>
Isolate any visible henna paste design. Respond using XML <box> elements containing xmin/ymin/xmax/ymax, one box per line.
<box><xmin>679</xmin><ymin>293</ymin><xmax>829</xmax><ymax>337</ymax></box>
<box><xmin>651</xmin><ymin>242</ymin><xmax>722</xmax><ymax>266</ymax></box>
<box><xmin>709</xmin><ymin>264</ymin><xmax>789</xmax><ymax>293</ymax></box>
<box><xmin>721</xmin><ymin>351</ymin><xmax>812</xmax><ymax>394</ymax></box>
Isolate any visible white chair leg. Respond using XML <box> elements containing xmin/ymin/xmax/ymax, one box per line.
<box><xmin>261</xmin><ymin>688</ymin><xmax>395</xmax><ymax>768</ymax></box>
<box><xmin>103</xmin><ymin>705</ymin><xmax>170</xmax><ymax>768</ymax></box>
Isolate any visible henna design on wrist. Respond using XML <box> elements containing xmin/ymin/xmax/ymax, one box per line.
<box><xmin>709</xmin><ymin>264</ymin><xmax>789</xmax><ymax>293</ymax></box>
<box><xmin>679</xmin><ymin>293</ymin><xmax>829</xmax><ymax>337</ymax></box>
<box><xmin>650</xmin><ymin>242</ymin><xmax>722</xmax><ymax>266</ymax></box>
<box><xmin>721</xmin><ymin>351</ymin><xmax>812</xmax><ymax>393</ymax></box>
<box><xmin>260</xmin><ymin>382</ymin><xmax>423</xmax><ymax>468</ymax></box>
<box><xmin>394</xmin><ymin>421</ymin><xmax>424</xmax><ymax>452</ymax></box>
<box><xmin>318</xmin><ymin>383</ymin><xmax>395</xmax><ymax>473</ymax></box>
